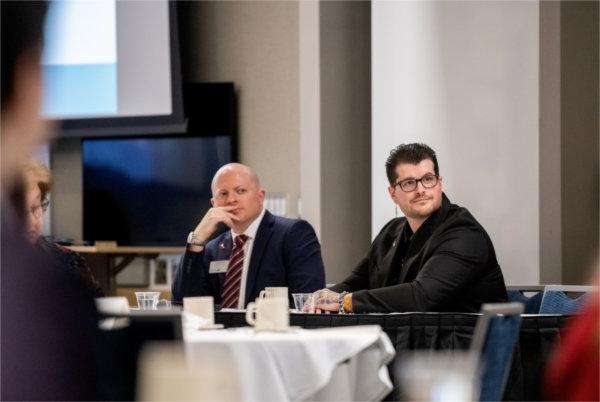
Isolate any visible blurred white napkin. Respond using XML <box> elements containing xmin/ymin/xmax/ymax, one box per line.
<box><xmin>182</xmin><ymin>311</ymin><xmax>212</xmax><ymax>330</ymax></box>
<box><xmin>95</xmin><ymin>296</ymin><xmax>130</xmax><ymax>315</ymax></box>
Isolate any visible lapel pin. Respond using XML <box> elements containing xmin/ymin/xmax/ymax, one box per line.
<box><xmin>392</xmin><ymin>241</ymin><xmax>397</xmax><ymax>248</ymax></box>
<box><xmin>219</xmin><ymin>242</ymin><xmax>226</xmax><ymax>249</ymax></box>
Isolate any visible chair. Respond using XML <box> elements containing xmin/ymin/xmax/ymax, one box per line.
<box><xmin>506</xmin><ymin>285</ymin><xmax>544</xmax><ymax>313</ymax></box>
<box><xmin>538</xmin><ymin>285</ymin><xmax>597</xmax><ymax>315</ymax></box>
<box><xmin>471</xmin><ymin>302</ymin><xmax>524</xmax><ymax>401</ymax></box>
<box><xmin>96</xmin><ymin>309</ymin><xmax>183</xmax><ymax>400</ymax></box>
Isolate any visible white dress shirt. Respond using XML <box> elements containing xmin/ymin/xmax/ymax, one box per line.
<box><xmin>231</xmin><ymin>208</ymin><xmax>266</xmax><ymax>309</ymax></box>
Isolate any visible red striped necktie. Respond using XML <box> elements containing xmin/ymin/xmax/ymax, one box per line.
<box><xmin>220</xmin><ymin>234</ymin><xmax>249</xmax><ymax>308</ymax></box>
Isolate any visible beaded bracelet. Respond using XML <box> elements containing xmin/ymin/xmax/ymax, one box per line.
<box><xmin>338</xmin><ymin>291</ymin><xmax>349</xmax><ymax>314</ymax></box>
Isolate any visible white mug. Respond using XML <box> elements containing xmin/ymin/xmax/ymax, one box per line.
<box><xmin>183</xmin><ymin>296</ymin><xmax>214</xmax><ymax>325</ymax></box>
<box><xmin>95</xmin><ymin>296</ymin><xmax>130</xmax><ymax>314</ymax></box>
<box><xmin>245</xmin><ymin>297</ymin><xmax>289</xmax><ymax>331</ymax></box>
<box><xmin>258</xmin><ymin>287</ymin><xmax>288</xmax><ymax>300</ymax></box>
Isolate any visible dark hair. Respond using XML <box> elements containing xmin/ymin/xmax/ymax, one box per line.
<box><xmin>1</xmin><ymin>1</ymin><xmax>49</xmax><ymax>109</ymax></box>
<box><xmin>385</xmin><ymin>143</ymin><xmax>439</xmax><ymax>185</ymax></box>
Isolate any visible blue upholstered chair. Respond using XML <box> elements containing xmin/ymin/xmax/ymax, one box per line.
<box><xmin>471</xmin><ymin>303</ymin><xmax>524</xmax><ymax>402</ymax></box>
<box><xmin>538</xmin><ymin>285</ymin><xmax>596</xmax><ymax>315</ymax></box>
<box><xmin>506</xmin><ymin>286</ymin><xmax>544</xmax><ymax>314</ymax></box>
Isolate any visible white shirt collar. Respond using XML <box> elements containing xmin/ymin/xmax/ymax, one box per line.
<box><xmin>231</xmin><ymin>208</ymin><xmax>266</xmax><ymax>241</ymax></box>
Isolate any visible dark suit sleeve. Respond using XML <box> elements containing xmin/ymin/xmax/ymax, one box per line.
<box><xmin>282</xmin><ymin>220</ymin><xmax>326</xmax><ymax>293</ymax></box>
<box><xmin>351</xmin><ymin>227</ymin><xmax>490</xmax><ymax>313</ymax></box>
<box><xmin>171</xmin><ymin>248</ymin><xmax>213</xmax><ymax>302</ymax></box>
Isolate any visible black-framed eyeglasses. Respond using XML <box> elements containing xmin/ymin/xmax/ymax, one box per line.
<box><xmin>394</xmin><ymin>174</ymin><xmax>439</xmax><ymax>192</ymax></box>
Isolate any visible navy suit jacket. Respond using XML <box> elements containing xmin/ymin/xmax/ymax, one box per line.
<box><xmin>172</xmin><ymin>210</ymin><xmax>325</xmax><ymax>306</ymax></box>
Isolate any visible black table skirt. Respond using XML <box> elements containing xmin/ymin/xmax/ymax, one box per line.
<box><xmin>215</xmin><ymin>312</ymin><xmax>573</xmax><ymax>401</ymax></box>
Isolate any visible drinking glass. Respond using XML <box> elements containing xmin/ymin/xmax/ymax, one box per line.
<box><xmin>292</xmin><ymin>293</ymin><xmax>315</xmax><ymax>313</ymax></box>
<box><xmin>135</xmin><ymin>291</ymin><xmax>171</xmax><ymax>310</ymax></box>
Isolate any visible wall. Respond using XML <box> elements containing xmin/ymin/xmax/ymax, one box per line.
<box><xmin>180</xmin><ymin>1</ymin><xmax>301</xmax><ymax>217</ymax></box>
<box><xmin>560</xmin><ymin>1</ymin><xmax>599</xmax><ymax>283</ymax></box>
<box><xmin>372</xmin><ymin>1</ymin><xmax>540</xmax><ymax>284</ymax></box>
<box><xmin>540</xmin><ymin>1</ymin><xmax>600</xmax><ymax>284</ymax></box>
<box><xmin>539</xmin><ymin>1</ymin><xmax>562</xmax><ymax>283</ymax></box>
<box><xmin>51</xmin><ymin>138</ymin><xmax>82</xmax><ymax>239</ymax></box>
<box><xmin>319</xmin><ymin>2</ymin><xmax>371</xmax><ymax>282</ymax></box>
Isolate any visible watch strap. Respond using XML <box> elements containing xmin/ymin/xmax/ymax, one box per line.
<box><xmin>187</xmin><ymin>232</ymin><xmax>207</xmax><ymax>247</ymax></box>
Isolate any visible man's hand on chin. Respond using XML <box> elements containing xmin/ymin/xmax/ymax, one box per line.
<box><xmin>194</xmin><ymin>206</ymin><xmax>239</xmax><ymax>238</ymax></box>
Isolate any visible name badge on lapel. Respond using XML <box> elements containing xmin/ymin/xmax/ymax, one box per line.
<box><xmin>209</xmin><ymin>260</ymin><xmax>229</xmax><ymax>274</ymax></box>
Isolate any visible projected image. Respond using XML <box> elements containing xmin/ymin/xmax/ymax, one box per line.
<box><xmin>42</xmin><ymin>0</ymin><xmax>117</xmax><ymax>117</ymax></box>
<box><xmin>42</xmin><ymin>0</ymin><xmax>174</xmax><ymax>122</ymax></box>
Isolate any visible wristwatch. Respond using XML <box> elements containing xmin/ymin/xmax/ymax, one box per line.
<box><xmin>187</xmin><ymin>232</ymin><xmax>207</xmax><ymax>247</ymax></box>
<box><xmin>338</xmin><ymin>292</ymin><xmax>349</xmax><ymax>314</ymax></box>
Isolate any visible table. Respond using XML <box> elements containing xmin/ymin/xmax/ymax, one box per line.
<box><xmin>213</xmin><ymin>311</ymin><xmax>573</xmax><ymax>401</ymax></box>
<box><xmin>68</xmin><ymin>245</ymin><xmax>184</xmax><ymax>294</ymax></box>
<box><xmin>139</xmin><ymin>324</ymin><xmax>395</xmax><ymax>401</ymax></box>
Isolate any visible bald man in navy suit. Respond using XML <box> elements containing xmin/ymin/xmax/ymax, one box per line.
<box><xmin>172</xmin><ymin>163</ymin><xmax>325</xmax><ymax>308</ymax></box>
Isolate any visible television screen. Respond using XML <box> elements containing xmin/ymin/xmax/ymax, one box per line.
<box><xmin>83</xmin><ymin>136</ymin><xmax>231</xmax><ymax>246</ymax></box>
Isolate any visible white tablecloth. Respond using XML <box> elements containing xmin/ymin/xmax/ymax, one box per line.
<box><xmin>180</xmin><ymin>325</ymin><xmax>395</xmax><ymax>401</ymax></box>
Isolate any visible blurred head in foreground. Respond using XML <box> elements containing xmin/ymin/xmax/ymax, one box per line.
<box><xmin>1</xmin><ymin>1</ymin><xmax>50</xmax><ymax>193</ymax></box>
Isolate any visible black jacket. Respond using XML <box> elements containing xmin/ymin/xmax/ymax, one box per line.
<box><xmin>1</xmin><ymin>202</ymin><xmax>100</xmax><ymax>400</ymax></box>
<box><xmin>37</xmin><ymin>236</ymin><xmax>104</xmax><ymax>297</ymax></box>
<box><xmin>331</xmin><ymin>194</ymin><xmax>507</xmax><ymax>313</ymax></box>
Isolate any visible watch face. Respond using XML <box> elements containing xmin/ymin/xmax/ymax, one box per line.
<box><xmin>187</xmin><ymin>232</ymin><xmax>205</xmax><ymax>246</ymax></box>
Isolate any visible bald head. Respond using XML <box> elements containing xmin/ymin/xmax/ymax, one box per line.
<box><xmin>210</xmin><ymin>163</ymin><xmax>266</xmax><ymax>231</ymax></box>
<box><xmin>211</xmin><ymin>163</ymin><xmax>261</xmax><ymax>194</ymax></box>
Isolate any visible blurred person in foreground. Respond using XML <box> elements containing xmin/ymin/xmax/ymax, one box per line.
<box><xmin>15</xmin><ymin>158</ymin><xmax>104</xmax><ymax>296</ymax></box>
<box><xmin>544</xmin><ymin>264</ymin><xmax>599</xmax><ymax>401</ymax></box>
<box><xmin>311</xmin><ymin>143</ymin><xmax>507</xmax><ymax>314</ymax></box>
<box><xmin>1</xmin><ymin>2</ymin><xmax>100</xmax><ymax>399</ymax></box>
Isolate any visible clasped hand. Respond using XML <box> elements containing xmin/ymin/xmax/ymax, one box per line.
<box><xmin>304</xmin><ymin>288</ymin><xmax>340</xmax><ymax>314</ymax></box>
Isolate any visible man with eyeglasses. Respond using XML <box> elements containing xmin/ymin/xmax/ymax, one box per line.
<box><xmin>312</xmin><ymin>143</ymin><xmax>507</xmax><ymax>314</ymax></box>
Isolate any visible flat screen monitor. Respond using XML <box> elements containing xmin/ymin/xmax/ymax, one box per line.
<box><xmin>83</xmin><ymin>136</ymin><xmax>231</xmax><ymax>246</ymax></box>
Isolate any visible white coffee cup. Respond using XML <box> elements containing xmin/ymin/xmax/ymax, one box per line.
<box><xmin>258</xmin><ymin>287</ymin><xmax>288</xmax><ymax>300</ymax></box>
<box><xmin>95</xmin><ymin>296</ymin><xmax>130</xmax><ymax>314</ymax></box>
<box><xmin>183</xmin><ymin>296</ymin><xmax>214</xmax><ymax>325</ymax></box>
<box><xmin>245</xmin><ymin>297</ymin><xmax>289</xmax><ymax>331</ymax></box>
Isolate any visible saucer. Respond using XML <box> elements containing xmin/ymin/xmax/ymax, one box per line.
<box><xmin>197</xmin><ymin>323</ymin><xmax>225</xmax><ymax>330</ymax></box>
<box><xmin>253</xmin><ymin>326</ymin><xmax>301</xmax><ymax>333</ymax></box>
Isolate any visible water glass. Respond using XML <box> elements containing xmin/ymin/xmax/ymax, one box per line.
<box><xmin>292</xmin><ymin>293</ymin><xmax>315</xmax><ymax>313</ymax></box>
<box><xmin>135</xmin><ymin>291</ymin><xmax>171</xmax><ymax>310</ymax></box>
